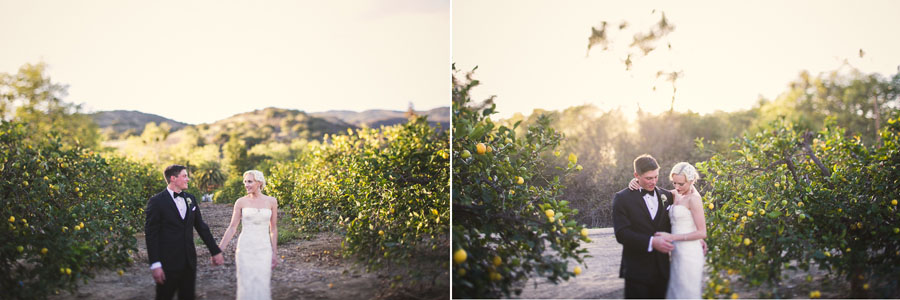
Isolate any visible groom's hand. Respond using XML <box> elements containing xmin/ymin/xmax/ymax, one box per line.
<box><xmin>211</xmin><ymin>253</ymin><xmax>224</xmax><ymax>265</ymax></box>
<box><xmin>151</xmin><ymin>268</ymin><xmax>165</xmax><ymax>284</ymax></box>
<box><xmin>652</xmin><ymin>236</ymin><xmax>675</xmax><ymax>253</ymax></box>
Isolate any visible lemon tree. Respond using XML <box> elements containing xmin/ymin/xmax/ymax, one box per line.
<box><xmin>268</xmin><ymin>116</ymin><xmax>449</xmax><ymax>280</ymax></box>
<box><xmin>1</xmin><ymin>121</ymin><xmax>161</xmax><ymax>299</ymax></box>
<box><xmin>698</xmin><ymin>115</ymin><xmax>900</xmax><ymax>298</ymax></box>
<box><xmin>451</xmin><ymin>68</ymin><xmax>590</xmax><ymax>298</ymax></box>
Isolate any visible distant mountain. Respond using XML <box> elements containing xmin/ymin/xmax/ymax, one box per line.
<box><xmin>311</xmin><ymin>107</ymin><xmax>449</xmax><ymax>129</ymax></box>
<box><xmin>93</xmin><ymin>106</ymin><xmax>449</xmax><ymax>146</ymax></box>
<box><xmin>194</xmin><ymin>107</ymin><xmax>355</xmax><ymax>146</ymax></box>
<box><xmin>91</xmin><ymin>110</ymin><xmax>187</xmax><ymax>139</ymax></box>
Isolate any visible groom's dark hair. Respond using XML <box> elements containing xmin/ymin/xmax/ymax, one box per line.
<box><xmin>633</xmin><ymin>154</ymin><xmax>659</xmax><ymax>175</ymax></box>
<box><xmin>164</xmin><ymin>164</ymin><xmax>187</xmax><ymax>184</ymax></box>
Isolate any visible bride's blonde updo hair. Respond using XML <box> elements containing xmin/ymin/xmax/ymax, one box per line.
<box><xmin>243</xmin><ymin>170</ymin><xmax>266</xmax><ymax>190</ymax></box>
<box><xmin>670</xmin><ymin>162</ymin><xmax>699</xmax><ymax>182</ymax></box>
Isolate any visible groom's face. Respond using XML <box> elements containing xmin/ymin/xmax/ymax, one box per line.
<box><xmin>170</xmin><ymin>170</ymin><xmax>190</xmax><ymax>191</ymax></box>
<box><xmin>634</xmin><ymin>169</ymin><xmax>659</xmax><ymax>191</ymax></box>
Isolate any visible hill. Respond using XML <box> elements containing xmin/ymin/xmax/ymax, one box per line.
<box><xmin>311</xmin><ymin>107</ymin><xmax>449</xmax><ymax>129</ymax></box>
<box><xmin>90</xmin><ymin>110</ymin><xmax>187</xmax><ymax>139</ymax></box>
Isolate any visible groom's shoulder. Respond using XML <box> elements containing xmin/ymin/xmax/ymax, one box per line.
<box><xmin>148</xmin><ymin>190</ymin><xmax>167</xmax><ymax>201</ymax></box>
<box><xmin>614</xmin><ymin>188</ymin><xmax>635</xmax><ymax>198</ymax></box>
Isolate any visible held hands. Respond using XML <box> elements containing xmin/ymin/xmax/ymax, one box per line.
<box><xmin>651</xmin><ymin>233</ymin><xmax>675</xmax><ymax>253</ymax></box>
<box><xmin>272</xmin><ymin>254</ymin><xmax>279</xmax><ymax>270</ymax></box>
<box><xmin>211</xmin><ymin>253</ymin><xmax>224</xmax><ymax>266</ymax></box>
<box><xmin>151</xmin><ymin>268</ymin><xmax>166</xmax><ymax>284</ymax></box>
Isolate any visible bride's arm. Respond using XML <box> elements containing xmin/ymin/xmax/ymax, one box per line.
<box><xmin>270</xmin><ymin>198</ymin><xmax>279</xmax><ymax>268</ymax></box>
<box><xmin>674</xmin><ymin>194</ymin><xmax>707</xmax><ymax>242</ymax></box>
<box><xmin>218</xmin><ymin>200</ymin><xmax>243</xmax><ymax>252</ymax></box>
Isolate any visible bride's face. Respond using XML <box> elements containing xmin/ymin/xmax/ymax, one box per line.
<box><xmin>672</xmin><ymin>174</ymin><xmax>692</xmax><ymax>195</ymax></box>
<box><xmin>243</xmin><ymin>174</ymin><xmax>260</xmax><ymax>194</ymax></box>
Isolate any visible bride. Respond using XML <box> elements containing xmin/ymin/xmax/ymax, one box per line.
<box><xmin>630</xmin><ymin>162</ymin><xmax>706</xmax><ymax>299</ymax></box>
<box><xmin>218</xmin><ymin>170</ymin><xmax>279</xmax><ymax>300</ymax></box>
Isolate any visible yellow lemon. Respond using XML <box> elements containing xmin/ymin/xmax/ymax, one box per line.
<box><xmin>476</xmin><ymin>143</ymin><xmax>486</xmax><ymax>155</ymax></box>
<box><xmin>517</xmin><ymin>176</ymin><xmax>524</xmax><ymax>185</ymax></box>
<box><xmin>810</xmin><ymin>290</ymin><xmax>821</xmax><ymax>298</ymax></box>
<box><xmin>118</xmin><ymin>270</ymin><xmax>124</xmax><ymax>276</ymax></box>
<box><xmin>730</xmin><ymin>293</ymin><xmax>739</xmax><ymax>299</ymax></box>
<box><xmin>8</xmin><ymin>216</ymin><xmax>14</xmax><ymax>223</ymax></box>
<box><xmin>573</xmin><ymin>266</ymin><xmax>582</xmax><ymax>276</ymax></box>
<box><xmin>575</xmin><ymin>165</ymin><xmax>583</xmax><ymax>171</ymax></box>
<box><xmin>798</xmin><ymin>201</ymin><xmax>804</xmax><ymax>207</ymax></box>
<box><xmin>378</xmin><ymin>230</ymin><xmax>384</xmax><ymax>236</ymax></box>
<box><xmin>486</xmin><ymin>145</ymin><xmax>493</xmax><ymax>153</ymax></box>
<box><xmin>744</xmin><ymin>238</ymin><xmax>752</xmax><ymax>246</ymax></box>
<box><xmin>548</xmin><ymin>216</ymin><xmax>555</xmax><ymax>223</ymax></box>
<box><xmin>581</xmin><ymin>228</ymin><xmax>589</xmax><ymax>238</ymax></box>
<box><xmin>17</xmin><ymin>246</ymin><xmax>24</xmax><ymax>252</ymax></box>
<box><xmin>708</xmin><ymin>203</ymin><xmax>714</xmax><ymax>210</ymax></box>
<box><xmin>65</xmin><ymin>268</ymin><xmax>71</xmax><ymax>275</ymax></box>
<box><xmin>747</xmin><ymin>211</ymin><xmax>754</xmax><ymax>217</ymax></box>
<box><xmin>492</xmin><ymin>255</ymin><xmax>502</xmax><ymax>266</ymax></box>
<box><xmin>460</xmin><ymin>150</ymin><xmax>471</xmax><ymax>158</ymax></box>
<box><xmin>561</xmin><ymin>227</ymin><xmax>567</xmax><ymax>234</ymax></box>
<box><xmin>545</xmin><ymin>209</ymin><xmax>555</xmax><ymax>218</ymax></box>
<box><xmin>431</xmin><ymin>208</ymin><xmax>439</xmax><ymax>216</ymax></box>
<box><xmin>824</xmin><ymin>251</ymin><xmax>831</xmax><ymax>257</ymax></box>
<box><xmin>509</xmin><ymin>189</ymin><xmax>515</xmax><ymax>195</ymax></box>
<box><xmin>863</xmin><ymin>283</ymin><xmax>869</xmax><ymax>290</ymax></box>
<box><xmin>893</xmin><ymin>199</ymin><xmax>898</xmax><ymax>206</ymax></box>
<box><xmin>489</xmin><ymin>271</ymin><xmax>502</xmax><ymax>281</ymax></box>
<box><xmin>453</xmin><ymin>249</ymin><xmax>467</xmax><ymax>264</ymax></box>
<box><xmin>894</xmin><ymin>228</ymin><xmax>899</xmax><ymax>234</ymax></box>
<box><xmin>41</xmin><ymin>248</ymin><xmax>48</xmax><ymax>255</ymax></box>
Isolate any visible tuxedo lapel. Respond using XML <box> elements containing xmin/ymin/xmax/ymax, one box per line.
<box><xmin>653</xmin><ymin>189</ymin><xmax>668</xmax><ymax>228</ymax></box>
<box><xmin>161</xmin><ymin>191</ymin><xmax>183</xmax><ymax>222</ymax></box>
<box><xmin>182</xmin><ymin>196</ymin><xmax>192</xmax><ymax>224</ymax></box>
<box><xmin>635</xmin><ymin>192</ymin><xmax>654</xmax><ymax>223</ymax></box>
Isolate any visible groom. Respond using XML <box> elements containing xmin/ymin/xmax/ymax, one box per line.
<box><xmin>145</xmin><ymin>164</ymin><xmax>224</xmax><ymax>300</ymax></box>
<box><xmin>612</xmin><ymin>154</ymin><xmax>674</xmax><ymax>299</ymax></box>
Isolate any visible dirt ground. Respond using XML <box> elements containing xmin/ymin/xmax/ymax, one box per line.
<box><xmin>515</xmin><ymin>228</ymin><xmax>879</xmax><ymax>299</ymax></box>
<box><xmin>49</xmin><ymin>203</ymin><xmax>448</xmax><ymax>300</ymax></box>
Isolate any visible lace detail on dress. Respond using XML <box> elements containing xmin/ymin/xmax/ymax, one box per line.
<box><xmin>236</xmin><ymin>208</ymin><xmax>272</xmax><ymax>300</ymax></box>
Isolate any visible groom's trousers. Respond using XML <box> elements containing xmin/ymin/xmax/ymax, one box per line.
<box><xmin>624</xmin><ymin>275</ymin><xmax>667</xmax><ymax>298</ymax></box>
<box><xmin>156</xmin><ymin>266</ymin><xmax>196</xmax><ymax>300</ymax></box>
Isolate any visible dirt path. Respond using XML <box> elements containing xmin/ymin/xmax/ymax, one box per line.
<box><xmin>50</xmin><ymin>203</ymin><xmax>446</xmax><ymax>300</ymax></box>
<box><xmin>516</xmin><ymin>228</ymin><xmax>624</xmax><ymax>299</ymax></box>
<box><xmin>515</xmin><ymin>228</ymin><xmax>857</xmax><ymax>299</ymax></box>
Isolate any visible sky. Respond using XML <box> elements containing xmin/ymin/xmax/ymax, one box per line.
<box><xmin>0</xmin><ymin>0</ymin><xmax>449</xmax><ymax>124</ymax></box>
<box><xmin>453</xmin><ymin>0</ymin><xmax>900</xmax><ymax>119</ymax></box>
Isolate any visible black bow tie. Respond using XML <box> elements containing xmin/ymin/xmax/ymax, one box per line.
<box><xmin>173</xmin><ymin>192</ymin><xmax>186</xmax><ymax>199</ymax></box>
<box><xmin>641</xmin><ymin>189</ymin><xmax>655</xmax><ymax>196</ymax></box>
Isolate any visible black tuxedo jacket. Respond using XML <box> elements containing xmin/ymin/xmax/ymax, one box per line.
<box><xmin>612</xmin><ymin>187</ymin><xmax>673</xmax><ymax>284</ymax></box>
<box><xmin>144</xmin><ymin>190</ymin><xmax>221</xmax><ymax>272</ymax></box>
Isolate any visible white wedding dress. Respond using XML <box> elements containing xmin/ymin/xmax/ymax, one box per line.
<box><xmin>236</xmin><ymin>208</ymin><xmax>272</xmax><ymax>300</ymax></box>
<box><xmin>666</xmin><ymin>204</ymin><xmax>703</xmax><ymax>299</ymax></box>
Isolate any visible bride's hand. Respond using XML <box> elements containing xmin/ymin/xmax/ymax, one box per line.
<box><xmin>654</xmin><ymin>232</ymin><xmax>673</xmax><ymax>241</ymax></box>
<box><xmin>272</xmin><ymin>255</ymin><xmax>279</xmax><ymax>269</ymax></box>
<box><xmin>628</xmin><ymin>178</ymin><xmax>640</xmax><ymax>191</ymax></box>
